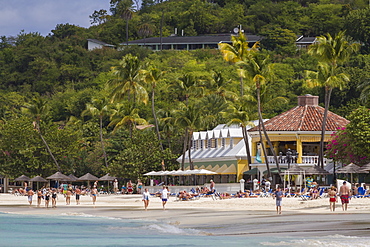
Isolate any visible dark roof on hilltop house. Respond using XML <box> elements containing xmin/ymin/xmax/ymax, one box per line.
<box><xmin>123</xmin><ymin>34</ymin><xmax>263</xmax><ymax>46</ymax></box>
<box><xmin>249</xmin><ymin>95</ymin><xmax>349</xmax><ymax>132</ymax></box>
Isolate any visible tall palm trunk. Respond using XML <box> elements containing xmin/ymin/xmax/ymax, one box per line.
<box><xmin>99</xmin><ymin>116</ymin><xmax>108</xmax><ymax>168</ymax></box>
<box><xmin>258</xmin><ymin>119</ymin><xmax>270</xmax><ymax>179</ymax></box>
<box><xmin>242</xmin><ymin>126</ymin><xmax>252</xmax><ymax>165</ymax></box>
<box><xmin>239</xmin><ymin>76</ymin><xmax>244</xmax><ymax>97</ymax></box>
<box><xmin>126</xmin><ymin>19</ymin><xmax>129</xmax><ymax>45</ymax></box>
<box><xmin>35</xmin><ymin>122</ymin><xmax>61</xmax><ymax>172</ymax></box>
<box><xmin>187</xmin><ymin>129</ymin><xmax>194</xmax><ymax>170</ymax></box>
<box><xmin>159</xmin><ymin>5</ymin><xmax>164</xmax><ymax>50</ymax></box>
<box><xmin>151</xmin><ymin>89</ymin><xmax>163</xmax><ymax>150</ymax></box>
<box><xmin>257</xmin><ymin>87</ymin><xmax>281</xmax><ymax>173</ymax></box>
<box><xmin>181</xmin><ymin>128</ymin><xmax>189</xmax><ymax>170</ymax></box>
<box><xmin>318</xmin><ymin>88</ymin><xmax>332</xmax><ymax>168</ymax></box>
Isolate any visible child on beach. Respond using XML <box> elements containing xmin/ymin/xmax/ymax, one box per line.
<box><xmin>274</xmin><ymin>187</ymin><xmax>283</xmax><ymax>215</ymax></box>
<box><xmin>37</xmin><ymin>190</ymin><xmax>43</xmax><ymax>207</ymax></box>
<box><xmin>328</xmin><ymin>186</ymin><xmax>337</xmax><ymax>211</ymax></box>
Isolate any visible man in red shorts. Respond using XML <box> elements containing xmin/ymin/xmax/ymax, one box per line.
<box><xmin>339</xmin><ymin>181</ymin><xmax>351</xmax><ymax>211</ymax></box>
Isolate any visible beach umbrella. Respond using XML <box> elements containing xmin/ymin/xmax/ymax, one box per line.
<box><xmin>283</xmin><ymin>164</ymin><xmax>304</xmax><ymax>175</ymax></box>
<box><xmin>196</xmin><ymin>169</ymin><xmax>217</xmax><ymax>175</ymax></box>
<box><xmin>30</xmin><ymin>176</ymin><xmax>47</xmax><ymax>182</ymax></box>
<box><xmin>99</xmin><ymin>174</ymin><xmax>116</xmax><ymax>192</ymax></box>
<box><xmin>46</xmin><ymin>172</ymin><xmax>72</xmax><ymax>181</ymax></box>
<box><xmin>68</xmin><ymin>174</ymin><xmax>79</xmax><ymax>182</ymax></box>
<box><xmin>30</xmin><ymin>176</ymin><xmax>48</xmax><ymax>190</ymax></box>
<box><xmin>359</xmin><ymin>163</ymin><xmax>370</xmax><ymax>172</ymax></box>
<box><xmin>305</xmin><ymin>166</ymin><xmax>330</xmax><ymax>175</ymax></box>
<box><xmin>99</xmin><ymin>173</ymin><xmax>116</xmax><ymax>181</ymax></box>
<box><xmin>14</xmin><ymin>174</ymin><xmax>31</xmax><ymax>182</ymax></box>
<box><xmin>78</xmin><ymin>173</ymin><xmax>99</xmax><ymax>188</ymax></box>
<box><xmin>143</xmin><ymin>171</ymin><xmax>158</xmax><ymax>176</ymax></box>
<box><xmin>336</xmin><ymin>163</ymin><xmax>368</xmax><ymax>183</ymax></box>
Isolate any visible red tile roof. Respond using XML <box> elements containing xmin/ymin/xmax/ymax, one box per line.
<box><xmin>249</xmin><ymin>105</ymin><xmax>349</xmax><ymax>132</ymax></box>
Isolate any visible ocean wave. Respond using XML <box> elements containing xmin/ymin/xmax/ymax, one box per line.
<box><xmin>260</xmin><ymin>234</ymin><xmax>370</xmax><ymax>247</ymax></box>
<box><xmin>145</xmin><ymin>223</ymin><xmax>204</xmax><ymax>236</ymax></box>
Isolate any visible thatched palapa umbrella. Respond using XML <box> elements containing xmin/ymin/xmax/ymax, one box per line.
<box><xmin>78</xmin><ymin>173</ymin><xmax>99</xmax><ymax>188</ymax></box>
<box><xmin>336</xmin><ymin>163</ymin><xmax>368</xmax><ymax>183</ymax></box>
<box><xmin>46</xmin><ymin>172</ymin><xmax>71</xmax><ymax>188</ymax></box>
<box><xmin>99</xmin><ymin>173</ymin><xmax>116</xmax><ymax>192</ymax></box>
<box><xmin>30</xmin><ymin>176</ymin><xmax>48</xmax><ymax>190</ymax></box>
<box><xmin>14</xmin><ymin>175</ymin><xmax>31</xmax><ymax>188</ymax></box>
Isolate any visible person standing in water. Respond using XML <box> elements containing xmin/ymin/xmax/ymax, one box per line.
<box><xmin>142</xmin><ymin>188</ymin><xmax>150</xmax><ymax>211</ymax></box>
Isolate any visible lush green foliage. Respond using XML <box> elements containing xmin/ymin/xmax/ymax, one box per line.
<box><xmin>1</xmin><ymin>0</ymin><xmax>370</xmax><ymax>178</ymax></box>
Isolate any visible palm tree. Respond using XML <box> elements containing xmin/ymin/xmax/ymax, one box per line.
<box><xmin>358</xmin><ymin>79</ymin><xmax>370</xmax><ymax>105</ymax></box>
<box><xmin>205</xmin><ymin>70</ymin><xmax>237</xmax><ymax>101</ymax></box>
<box><xmin>219</xmin><ymin>31</ymin><xmax>259</xmax><ymax>96</ymax></box>
<box><xmin>138</xmin><ymin>15</ymin><xmax>155</xmax><ymax>46</ymax></box>
<box><xmin>107</xmin><ymin>54</ymin><xmax>148</xmax><ymax>106</ymax></box>
<box><xmin>22</xmin><ymin>97</ymin><xmax>61</xmax><ymax>171</ymax></box>
<box><xmin>170</xmin><ymin>73</ymin><xmax>204</xmax><ymax>106</ymax></box>
<box><xmin>223</xmin><ymin>102</ymin><xmax>254</xmax><ymax>165</ymax></box>
<box><xmin>174</xmin><ymin>103</ymin><xmax>203</xmax><ymax>170</ymax></box>
<box><xmin>305</xmin><ymin>62</ymin><xmax>351</xmax><ymax>167</ymax></box>
<box><xmin>109</xmin><ymin>103</ymin><xmax>148</xmax><ymax>138</ymax></box>
<box><xmin>143</xmin><ymin>67</ymin><xmax>165</xmax><ymax>150</ymax></box>
<box><xmin>82</xmin><ymin>97</ymin><xmax>111</xmax><ymax>168</ymax></box>
<box><xmin>117</xmin><ymin>0</ymin><xmax>135</xmax><ymax>45</ymax></box>
<box><xmin>307</xmin><ymin>31</ymin><xmax>359</xmax><ymax>167</ymax></box>
<box><xmin>238</xmin><ymin>53</ymin><xmax>282</xmax><ymax>174</ymax></box>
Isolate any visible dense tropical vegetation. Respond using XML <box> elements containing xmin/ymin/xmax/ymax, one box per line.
<box><xmin>1</xmin><ymin>0</ymin><xmax>370</xmax><ymax>181</ymax></box>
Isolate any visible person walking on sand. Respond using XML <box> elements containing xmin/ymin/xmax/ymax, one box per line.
<box><xmin>66</xmin><ymin>189</ymin><xmax>72</xmax><ymax>205</ymax></box>
<box><xmin>75</xmin><ymin>187</ymin><xmax>81</xmax><ymax>205</ymax></box>
<box><xmin>27</xmin><ymin>188</ymin><xmax>34</xmax><ymax>206</ymax></box>
<box><xmin>274</xmin><ymin>187</ymin><xmax>283</xmax><ymax>214</ymax></box>
<box><xmin>113</xmin><ymin>179</ymin><xmax>118</xmax><ymax>194</ymax></box>
<box><xmin>51</xmin><ymin>189</ymin><xmax>58</xmax><ymax>208</ymax></box>
<box><xmin>210</xmin><ymin>180</ymin><xmax>215</xmax><ymax>193</ymax></box>
<box><xmin>329</xmin><ymin>186</ymin><xmax>338</xmax><ymax>211</ymax></box>
<box><xmin>142</xmin><ymin>188</ymin><xmax>150</xmax><ymax>211</ymax></box>
<box><xmin>137</xmin><ymin>179</ymin><xmax>143</xmax><ymax>194</ymax></box>
<box><xmin>91</xmin><ymin>187</ymin><xmax>98</xmax><ymax>205</ymax></box>
<box><xmin>339</xmin><ymin>181</ymin><xmax>351</xmax><ymax>211</ymax></box>
<box><xmin>161</xmin><ymin>186</ymin><xmax>169</xmax><ymax>210</ymax></box>
<box><xmin>37</xmin><ymin>190</ymin><xmax>43</xmax><ymax>207</ymax></box>
<box><xmin>44</xmin><ymin>189</ymin><xmax>50</xmax><ymax>208</ymax></box>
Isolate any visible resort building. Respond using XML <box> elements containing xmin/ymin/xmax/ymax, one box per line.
<box><xmin>178</xmin><ymin>95</ymin><xmax>349</xmax><ymax>184</ymax></box>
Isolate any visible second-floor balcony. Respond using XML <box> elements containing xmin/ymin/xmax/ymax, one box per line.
<box><xmin>252</xmin><ymin>155</ymin><xmax>329</xmax><ymax>166</ymax></box>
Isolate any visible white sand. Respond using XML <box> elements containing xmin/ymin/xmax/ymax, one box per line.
<box><xmin>1</xmin><ymin>193</ymin><xmax>370</xmax><ymax>237</ymax></box>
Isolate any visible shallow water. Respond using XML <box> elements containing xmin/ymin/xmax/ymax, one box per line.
<box><xmin>1</xmin><ymin>213</ymin><xmax>369</xmax><ymax>247</ymax></box>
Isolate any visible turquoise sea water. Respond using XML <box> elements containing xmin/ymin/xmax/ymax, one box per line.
<box><xmin>1</xmin><ymin>213</ymin><xmax>370</xmax><ymax>247</ymax></box>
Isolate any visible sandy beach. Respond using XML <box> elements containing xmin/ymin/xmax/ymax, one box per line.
<box><xmin>1</xmin><ymin>193</ymin><xmax>370</xmax><ymax>238</ymax></box>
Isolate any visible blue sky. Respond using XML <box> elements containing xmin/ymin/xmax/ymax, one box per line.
<box><xmin>0</xmin><ymin>0</ymin><xmax>111</xmax><ymax>37</ymax></box>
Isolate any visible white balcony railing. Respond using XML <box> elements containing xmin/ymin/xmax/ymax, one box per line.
<box><xmin>252</xmin><ymin>156</ymin><xmax>327</xmax><ymax>166</ymax></box>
